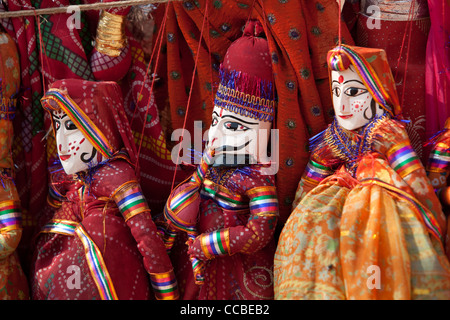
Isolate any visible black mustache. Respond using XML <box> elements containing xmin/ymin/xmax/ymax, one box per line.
<box><xmin>214</xmin><ymin>140</ymin><xmax>251</xmax><ymax>152</ymax></box>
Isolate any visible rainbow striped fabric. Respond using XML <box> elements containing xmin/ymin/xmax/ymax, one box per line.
<box><xmin>75</xmin><ymin>225</ymin><xmax>119</xmax><ymax>300</ymax></box>
<box><xmin>0</xmin><ymin>201</ymin><xmax>21</xmax><ymax>232</ymax></box>
<box><xmin>387</xmin><ymin>141</ymin><xmax>423</xmax><ymax>178</ymax></box>
<box><xmin>114</xmin><ymin>182</ymin><xmax>150</xmax><ymax>222</ymax></box>
<box><xmin>427</xmin><ymin>142</ymin><xmax>450</xmax><ymax>172</ymax></box>
<box><xmin>200</xmin><ymin>228</ymin><xmax>230</xmax><ymax>258</ymax></box>
<box><xmin>40</xmin><ymin>219</ymin><xmax>118</xmax><ymax>300</ymax></box>
<box><xmin>40</xmin><ymin>219</ymin><xmax>78</xmax><ymax>236</ymax></box>
<box><xmin>201</xmin><ymin>180</ymin><xmax>247</xmax><ymax>211</ymax></box>
<box><xmin>302</xmin><ymin>160</ymin><xmax>334</xmax><ymax>186</ymax></box>
<box><xmin>149</xmin><ymin>270</ymin><xmax>179</xmax><ymax>300</ymax></box>
<box><xmin>247</xmin><ymin>186</ymin><xmax>279</xmax><ymax>215</ymax></box>
<box><xmin>191</xmin><ymin>150</ymin><xmax>214</xmax><ymax>185</ymax></box>
<box><xmin>41</xmin><ymin>89</ymin><xmax>114</xmax><ymax>159</ymax></box>
<box><xmin>165</xmin><ymin>183</ymin><xmax>200</xmax><ymax>235</ymax></box>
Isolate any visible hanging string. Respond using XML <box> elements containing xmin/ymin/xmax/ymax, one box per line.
<box><xmin>393</xmin><ymin>1</ymin><xmax>415</xmax><ymax>84</ymax></box>
<box><xmin>399</xmin><ymin>0</ymin><xmax>415</xmax><ymax>109</ymax></box>
<box><xmin>170</xmin><ymin>0</ymin><xmax>209</xmax><ymax>192</ymax></box>
<box><xmin>134</xmin><ymin>1</ymin><xmax>170</xmax><ymax>174</ymax></box>
<box><xmin>0</xmin><ymin>0</ymin><xmax>174</xmax><ymax>18</ymax></box>
<box><xmin>258</xmin><ymin>0</ymin><xmax>277</xmax><ymax>132</ymax></box>
<box><xmin>246</xmin><ymin>0</ymin><xmax>257</xmax><ymax>24</ymax></box>
<box><xmin>442</xmin><ymin>0</ymin><xmax>447</xmax><ymax>116</ymax></box>
<box><xmin>34</xmin><ymin>10</ymin><xmax>51</xmax><ymax>94</ymax></box>
<box><xmin>130</xmin><ymin>3</ymin><xmax>167</xmax><ymax>128</ymax></box>
<box><xmin>206</xmin><ymin>1</ymin><xmax>214</xmax><ymax>111</ymax></box>
<box><xmin>338</xmin><ymin>0</ymin><xmax>342</xmax><ymax>48</ymax></box>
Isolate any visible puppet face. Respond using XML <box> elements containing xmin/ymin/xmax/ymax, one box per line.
<box><xmin>207</xmin><ymin>105</ymin><xmax>272</xmax><ymax>165</ymax></box>
<box><xmin>331</xmin><ymin>66</ymin><xmax>384</xmax><ymax>131</ymax></box>
<box><xmin>52</xmin><ymin>110</ymin><xmax>102</xmax><ymax>175</ymax></box>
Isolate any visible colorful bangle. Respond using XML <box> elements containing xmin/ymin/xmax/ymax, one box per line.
<box><xmin>247</xmin><ymin>186</ymin><xmax>279</xmax><ymax>216</ymax></box>
<box><xmin>428</xmin><ymin>142</ymin><xmax>450</xmax><ymax>173</ymax></box>
<box><xmin>0</xmin><ymin>200</ymin><xmax>22</xmax><ymax>232</ymax></box>
<box><xmin>114</xmin><ymin>182</ymin><xmax>150</xmax><ymax>222</ymax></box>
<box><xmin>200</xmin><ymin>228</ymin><xmax>230</xmax><ymax>259</ymax></box>
<box><xmin>387</xmin><ymin>141</ymin><xmax>422</xmax><ymax>178</ymax></box>
<box><xmin>302</xmin><ymin>159</ymin><xmax>333</xmax><ymax>185</ymax></box>
<box><xmin>149</xmin><ymin>270</ymin><xmax>179</xmax><ymax>300</ymax></box>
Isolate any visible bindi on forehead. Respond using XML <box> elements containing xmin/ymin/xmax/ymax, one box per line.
<box><xmin>52</xmin><ymin>110</ymin><xmax>67</xmax><ymax>119</ymax></box>
<box><xmin>338</xmin><ymin>75</ymin><xmax>344</xmax><ymax>84</ymax></box>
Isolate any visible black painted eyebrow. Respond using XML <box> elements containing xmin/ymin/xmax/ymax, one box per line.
<box><xmin>212</xmin><ymin>111</ymin><xmax>258</xmax><ymax>125</ymax></box>
<box><xmin>52</xmin><ymin>113</ymin><xmax>68</xmax><ymax>120</ymax></box>
<box><xmin>332</xmin><ymin>79</ymin><xmax>365</xmax><ymax>86</ymax></box>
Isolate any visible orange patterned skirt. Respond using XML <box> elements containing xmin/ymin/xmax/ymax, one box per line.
<box><xmin>274</xmin><ymin>157</ymin><xmax>450</xmax><ymax>300</ymax></box>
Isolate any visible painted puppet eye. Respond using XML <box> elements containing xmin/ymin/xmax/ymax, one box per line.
<box><xmin>224</xmin><ymin>121</ymin><xmax>249</xmax><ymax>132</ymax></box>
<box><xmin>332</xmin><ymin>87</ymin><xmax>341</xmax><ymax>97</ymax></box>
<box><xmin>54</xmin><ymin>120</ymin><xmax>61</xmax><ymax>131</ymax></box>
<box><xmin>344</xmin><ymin>87</ymin><xmax>367</xmax><ymax>97</ymax></box>
<box><xmin>64</xmin><ymin>119</ymin><xmax>78</xmax><ymax>130</ymax></box>
<box><xmin>211</xmin><ymin>117</ymin><xmax>218</xmax><ymax>127</ymax></box>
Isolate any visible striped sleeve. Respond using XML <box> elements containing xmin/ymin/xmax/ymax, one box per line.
<box><xmin>302</xmin><ymin>159</ymin><xmax>334</xmax><ymax>186</ymax></box>
<box><xmin>386</xmin><ymin>141</ymin><xmax>423</xmax><ymax>178</ymax></box>
<box><xmin>247</xmin><ymin>186</ymin><xmax>279</xmax><ymax>216</ymax></box>
<box><xmin>149</xmin><ymin>270</ymin><xmax>179</xmax><ymax>300</ymax></box>
<box><xmin>230</xmin><ymin>185</ymin><xmax>278</xmax><ymax>255</ymax></box>
<box><xmin>427</xmin><ymin>142</ymin><xmax>450</xmax><ymax>173</ymax></box>
<box><xmin>113</xmin><ymin>181</ymin><xmax>150</xmax><ymax>221</ymax></box>
<box><xmin>113</xmin><ymin>181</ymin><xmax>179</xmax><ymax>299</ymax></box>
<box><xmin>0</xmin><ymin>201</ymin><xmax>22</xmax><ymax>232</ymax></box>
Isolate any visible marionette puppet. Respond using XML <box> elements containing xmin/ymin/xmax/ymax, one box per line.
<box><xmin>31</xmin><ymin>79</ymin><xmax>178</xmax><ymax>300</ymax></box>
<box><xmin>426</xmin><ymin>118</ymin><xmax>450</xmax><ymax>259</ymax></box>
<box><xmin>0</xmin><ymin>30</ymin><xmax>29</xmax><ymax>300</ymax></box>
<box><xmin>274</xmin><ymin>44</ymin><xmax>450</xmax><ymax>300</ymax></box>
<box><xmin>164</xmin><ymin>21</ymin><xmax>279</xmax><ymax>300</ymax></box>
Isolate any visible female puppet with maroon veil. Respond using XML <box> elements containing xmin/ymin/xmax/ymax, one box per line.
<box><xmin>274</xmin><ymin>44</ymin><xmax>450</xmax><ymax>300</ymax></box>
<box><xmin>31</xmin><ymin>79</ymin><xmax>178</xmax><ymax>300</ymax></box>
<box><xmin>164</xmin><ymin>21</ymin><xmax>279</xmax><ymax>300</ymax></box>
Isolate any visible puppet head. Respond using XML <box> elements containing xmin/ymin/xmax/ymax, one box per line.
<box><xmin>327</xmin><ymin>45</ymin><xmax>401</xmax><ymax>131</ymax></box>
<box><xmin>207</xmin><ymin>20</ymin><xmax>276</xmax><ymax>166</ymax></box>
<box><xmin>41</xmin><ymin>79</ymin><xmax>138</xmax><ymax>175</ymax></box>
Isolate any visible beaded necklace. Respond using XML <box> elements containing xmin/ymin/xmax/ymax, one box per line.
<box><xmin>325</xmin><ymin>113</ymin><xmax>389</xmax><ymax>176</ymax></box>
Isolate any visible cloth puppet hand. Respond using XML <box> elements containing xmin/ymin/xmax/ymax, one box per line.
<box><xmin>186</xmin><ymin>235</ymin><xmax>211</xmax><ymax>262</ymax></box>
<box><xmin>370</xmin><ymin>119</ymin><xmax>409</xmax><ymax>156</ymax></box>
<box><xmin>186</xmin><ymin>228</ymin><xmax>231</xmax><ymax>262</ymax></box>
<box><xmin>190</xmin><ymin>145</ymin><xmax>216</xmax><ymax>186</ymax></box>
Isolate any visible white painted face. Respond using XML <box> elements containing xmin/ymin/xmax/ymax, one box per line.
<box><xmin>207</xmin><ymin>105</ymin><xmax>272</xmax><ymax>165</ymax></box>
<box><xmin>52</xmin><ymin>110</ymin><xmax>102</xmax><ymax>175</ymax></box>
<box><xmin>331</xmin><ymin>66</ymin><xmax>385</xmax><ymax>131</ymax></box>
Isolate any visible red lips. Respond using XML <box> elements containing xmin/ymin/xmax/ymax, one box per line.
<box><xmin>339</xmin><ymin>115</ymin><xmax>353</xmax><ymax>119</ymax></box>
<box><xmin>59</xmin><ymin>154</ymin><xmax>71</xmax><ymax>161</ymax></box>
